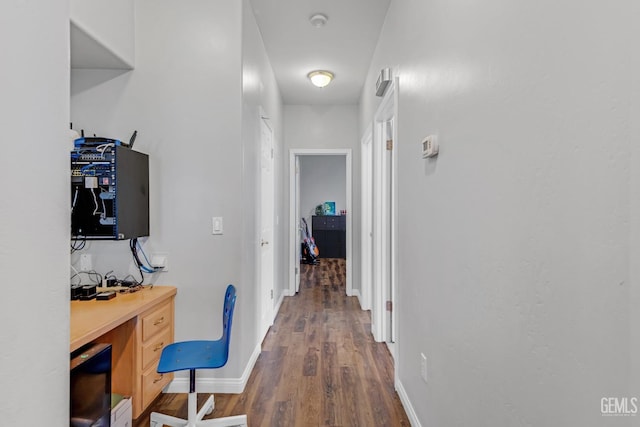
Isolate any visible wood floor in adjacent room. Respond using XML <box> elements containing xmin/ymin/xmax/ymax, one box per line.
<box><xmin>135</xmin><ymin>258</ymin><xmax>410</xmax><ymax>426</ymax></box>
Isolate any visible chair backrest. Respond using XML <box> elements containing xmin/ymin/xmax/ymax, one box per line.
<box><xmin>221</xmin><ymin>284</ymin><xmax>237</xmax><ymax>360</ymax></box>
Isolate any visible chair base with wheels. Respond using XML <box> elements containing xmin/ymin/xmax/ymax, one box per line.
<box><xmin>149</xmin><ymin>285</ymin><xmax>247</xmax><ymax>427</ymax></box>
<box><xmin>149</xmin><ymin>369</ymin><xmax>247</xmax><ymax>427</ymax></box>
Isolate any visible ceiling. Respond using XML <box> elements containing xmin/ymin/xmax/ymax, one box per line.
<box><xmin>249</xmin><ymin>0</ymin><xmax>391</xmax><ymax>105</ymax></box>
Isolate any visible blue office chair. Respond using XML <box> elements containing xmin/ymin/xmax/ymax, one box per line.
<box><xmin>150</xmin><ymin>285</ymin><xmax>247</xmax><ymax>427</ymax></box>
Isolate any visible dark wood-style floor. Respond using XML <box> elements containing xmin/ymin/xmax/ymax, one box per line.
<box><xmin>135</xmin><ymin>258</ymin><xmax>410</xmax><ymax>426</ymax></box>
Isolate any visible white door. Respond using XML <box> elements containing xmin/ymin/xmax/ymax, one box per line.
<box><xmin>361</xmin><ymin>128</ymin><xmax>373</xmax><ymax>311</ymax></box>
<box><xmin>259</xmin><ymin>117</ymin><xmax>275</xmax><ymax>339</ymax></box>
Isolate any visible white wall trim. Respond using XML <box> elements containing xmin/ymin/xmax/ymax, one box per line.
<box><xmin>288</xmin><ymin>149</ymin><xmax>353</xmax><ymax>296</ymax></box>
<box><xmin>255</xmin><ymin>286</ymin><xmax>285</xmax><ymax>346</ymax></box>
<box><xmin>163</xmin><ymin>342</ymin><xmax>262</xmax><ymax>394</ymax></box>
<box><xmin>274</xmin><ymin>289</ymin><xmax>285</xmax><ymax>318</ymax></box>
<box><xmin>370</xmin><ymin>77</ymin><xmax>400</xmax><ymax>346</ymax></box>
<box><xmin>351</xmin><ymin>288</ymin><xmax>363</xmax><ymax>308</ymax></box>
<box><xmin>288</xmin><ymin>151</ymin><xmax>298</xmax><ymax>295</ymax></box>
<box><xmin>396</xmin><ymin>379</ymin><xmax>422</xmax><ymax>427</ymax></box>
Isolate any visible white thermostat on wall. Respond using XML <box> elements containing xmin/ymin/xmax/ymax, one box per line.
<box><xmin>422</xmin><ymin>135</ymin><xmax>439</xmax><ymax>158</ymax></box>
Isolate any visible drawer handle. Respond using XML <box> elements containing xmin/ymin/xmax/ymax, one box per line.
<box><xmin>153</xmin><ymin>374</ymin><xmax>164</xmax><ymax>384</ymax></box>
<box><xmin>154</xmin><ymin>316</ymin><xmax>165</xmax><ymax>326</ymax></box>
<box><xmin>153</xmin><ymin>342</ymin><xmax>164</xmax><ymax>352</ymax></box>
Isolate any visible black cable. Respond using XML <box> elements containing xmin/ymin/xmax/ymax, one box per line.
<box><xmin>70</xmin><ymin>236</ymin><xmax>86</xmax><ymax>253</ymax></box>
<box><xmin>129</xmin><ymin>238</ymin><xmax>145</xmax><ymax>286</ymax></box>
<box><xmin>70</xmin><ymin>270</ymin><xmax>103</xmax><ymax>286</ymax></box>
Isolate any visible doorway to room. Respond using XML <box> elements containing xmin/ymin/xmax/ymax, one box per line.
<box><xmin>288</xmin><ymin>149</ymin><xmax>352</xmax><ymax>296</ymax></box>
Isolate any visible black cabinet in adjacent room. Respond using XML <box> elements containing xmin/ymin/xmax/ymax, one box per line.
<box><xmin>312</xmin><ymin>215</ymin><xmax>346</xmax><ymax>259</ymax></box>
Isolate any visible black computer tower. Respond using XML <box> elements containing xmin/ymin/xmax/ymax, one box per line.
<box><xmin>71</xmin><ymin>145</ymin><xmax>149</xmax><ymax>240</ymax></box>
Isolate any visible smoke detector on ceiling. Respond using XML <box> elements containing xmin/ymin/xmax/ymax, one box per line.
<box><xmin>309</xmin><ymin>13</ymin><xmax>328</xmax><ymax>28</ymax></box>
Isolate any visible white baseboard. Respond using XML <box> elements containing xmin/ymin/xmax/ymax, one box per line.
<box><xmin>352</xmin><ymin>288</ymin><xmax>372</xmax><ymax>313</ymax></box>
<box><xmin>274</xmin><ymin>290</ymin><xmax>285</xmax><ymax>317</ymax></box>
<box><xmin>396</xmin><ymin>378</ymin><xmax>422</xmax><ymax>427</ymax></box>
<box><xmin>163</xmin><ymin>342</ymin><xmax>262</xmax><ymax>394</ymax></box>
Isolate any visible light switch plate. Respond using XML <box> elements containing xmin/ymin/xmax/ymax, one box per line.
<box><xmin>212</xmin><ymin>217</ymin><xmax>223</xmax><ymax>235</ymax></box>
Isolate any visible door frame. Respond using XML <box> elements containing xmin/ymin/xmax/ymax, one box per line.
<box><xmin>288</xmin><ymin>148</ymin><xmax>353</xmax><ymax>296</ymax></box>
<box><xmin>370</xmin><ymin>78</ymin><xmax>399</xmax><ymax>352</ymax></box>
<box><xmin>294</xmin><ymin>155</ymin><xmax>301</xmax><ymax>294</ymax></box>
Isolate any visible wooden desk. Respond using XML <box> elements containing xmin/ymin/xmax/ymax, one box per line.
<box><xmin>71</xmin><ymin>285</ymin><xmax>176</xmax><ymax>419</ymax></box>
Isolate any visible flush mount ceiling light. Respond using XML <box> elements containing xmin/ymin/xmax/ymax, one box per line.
<box><xmin>309</xmin><ymin>13</ymin><xmax>328</xmax><ymax>28</ymax></box>
<box><xmin>307</xmin><ymin>70</ymin><xmax>334</xmax><ymax>88</ymax></box>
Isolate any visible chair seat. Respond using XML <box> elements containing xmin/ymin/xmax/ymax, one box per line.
<box><xmin>157</xmin><ymin>339</ymin><xmax>228</xmax><ymax>373</ymax></box>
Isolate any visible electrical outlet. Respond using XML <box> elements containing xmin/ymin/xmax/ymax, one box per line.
<box><xmin>80</xmin><ymin>254</ymin><xmax>92</xmax><ymax>271</ymax></box>
<box><xmin>420</xmin><ymin>353</ymin><xmax>428</xmax><ymax>383</ymax></box>
<box><xmin>151</xmin><ymin>254</ymin><xmax>169</xmax><ymax>272</ymax></box>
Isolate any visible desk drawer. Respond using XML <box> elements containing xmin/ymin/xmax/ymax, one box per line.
<box><xmin>141</xmin><ymin>365</ymin><xmax>172</xmax><ymax>410</ymax></box>
<box><xmin>141</xmin><ymin>301</ymin><xmax>173</xmax><ymax>341</ymax></box>
<box><xmin>141</xmin><ymin>327</ymin><xmax>172</xmax><ymax>371</ymax></box>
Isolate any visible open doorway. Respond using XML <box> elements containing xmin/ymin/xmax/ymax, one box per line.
<box><xmin>288</xmin><ymin>149</ymin><xmax>352</xmax><ymax>296</ymax></box>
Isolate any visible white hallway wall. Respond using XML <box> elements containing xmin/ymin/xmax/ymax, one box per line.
<box><xmin>71</xmin><ymin>0</ymin><xmax>282</xmax><ymax>384</ymax></box>
<box><xmin>631</xmin><ymin>0</ymin><xmax>640</xmax><ymax>418</ymax></box>
<box><xmin>283</xmin><ymin>105</ymin><xmax>360</xmax><ymax>293</ymax></box>
<box><xmin>361</xmin><ymin>1</ymin><xmax>637</xmax><ymax>426</ymax></box>
<box><xmin>0</xmin><ymin>0</ymin><xmax>70</xmax><ymax>424</ymax></box>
